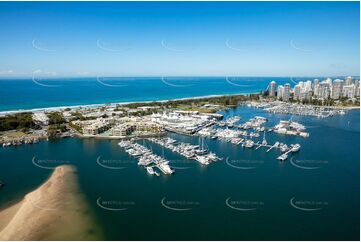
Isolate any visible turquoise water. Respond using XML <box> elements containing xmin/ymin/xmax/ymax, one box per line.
<box><xmin>0</xmin><ymin>106</ymin><xmax>359</xmax><ymax>240</ymax></box>
<box><xmin>0</xmin><ymin>76</ymin><xmax>351</xmax><ymax>112</ymax></box>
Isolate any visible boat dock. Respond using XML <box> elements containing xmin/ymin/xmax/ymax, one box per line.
<box><xmin>148</xmin><ymin>137</ymin><xmax>222</xmax><ymax>165</ymax></box>
<box><xmin>118</xmin><ymin>140</ymin><xmax>174</xmax><ymax>176</ymax></box>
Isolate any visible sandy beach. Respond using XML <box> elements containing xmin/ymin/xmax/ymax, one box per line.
<box><xmin>0</xmin><ymin>165</ymin><xmax>103</xmax><ymax>240</ymax></box>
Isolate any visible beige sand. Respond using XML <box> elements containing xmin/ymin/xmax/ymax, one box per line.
<box><xmin>0</xmin><ymin>165</ymin><xmax>103</xmax><ymax>240</ymax></box>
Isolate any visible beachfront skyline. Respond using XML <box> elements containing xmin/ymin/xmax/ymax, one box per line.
<box><xmin>0</xmin><ymin>1</ymin><xmax>359</xmax><ymax>77</ymax></box>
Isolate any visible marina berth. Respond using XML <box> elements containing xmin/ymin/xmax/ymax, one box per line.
<box><xmin>277</xmin><ymin>153</ymin><xmax>288</xmax><ymax>161</ymax></box>
<box><xmin>148</xmin><ymin>136</ymin><xmax>222</xmax><ymax>166</ymax></box>
<box><xmin>118</xmin><ymin>141</ymin><xmax>174</xmax><ymax>176</ymax></box>
<box><xmin>239</xmin><ymin>116</ymin><xmax>267</xmax><ymax>130</ymax></box>
<box><xmin>242</xmin><ymin>140</ymin><xmax>255</xmax><ymax>148</ymax></box>
<box><xmin>182</xmin><ymin>114</ymin><xmax>304</xmax><ymax>161</ymax></box>
<box><xmin>224</xmin><ymin>115</ymin><xmax>241</xmax><ymax>127</ymax></box>
<box><xmin>231</xmin><ymin>137</ymin><xmax>243</xmax><ymax>145</ymax></box>
<box><xmin>291</xmin><ymin>143</ymin><xmax>301</xmax><ymax>152</ymax></box>
<box><xmin>273</xmin><ymin>120</ymin><xmax>310</xmax><ymax>137</ymax></box>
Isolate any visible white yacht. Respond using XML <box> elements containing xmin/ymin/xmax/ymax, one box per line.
<box><xmin>118</xmin><ymin>140</ymin><xmax>131</xmax><ymax>148</ymax></box>
<box><xmin>146</xmin><ymin>167</ymin><xmax>155</xmax><ymax>175</ymax></box>
<box><xmin>277</xmin><ymin>153</ymin><xmax>288</xmax><ymax>161</ymax></box>
<box><xmin>242</xmin><ymin>140</ymin><xmax>254</xmax><ymax>148</ymax></box>
<box><xmin>231</xmin><ymin>138</ymin><xmax>242</xmax><ymax>144</ymax></box>
<box><xmin>218</xmin><ymin>121</ymin><xmax>226</xmax><ymax>127</ymax></box>
<box><xmin>261</xmin><ymin>132</ymin><xmax>267</xmax><ymax>145</ymax></box>
<box><xmin>207</xmin><ymin>152</ymin><xmax>222</xmax><ymax>161</ymax></box>
<box><xmin>280</xmin><ymin>144</ymin><xmax>288</xmax><ymax>152</ymax></box>
<box><xmin>195</xmin><ymin>155</ymin><xmax>210</xmax><ymax>165</ymax></box>
<box><xmin>291</xmin><ymin>143</ymin><xmax>301</xmax><ymax>152</ymax></box>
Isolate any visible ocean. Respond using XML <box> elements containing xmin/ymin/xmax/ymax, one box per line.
<box><xmin>0</xmin><ymin>105</ymin><xmax>359</xmax><ymax>240</ymax></box>
<box><xmin>0</xmin><ymin>76</ymin><xmax>338</xmax><ymax>112</ymax></box>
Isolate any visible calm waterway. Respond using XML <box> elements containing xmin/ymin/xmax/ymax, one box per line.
<box><xmin>0</xmin><ymin>106</ymin><xmax>359</xmax><ymax>240</ymax></box>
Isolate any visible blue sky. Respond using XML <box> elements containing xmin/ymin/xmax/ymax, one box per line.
<box><xmin>0</xmin><ymin>1</ymin><xmax>359</xmax><ymax>77</ymax></box>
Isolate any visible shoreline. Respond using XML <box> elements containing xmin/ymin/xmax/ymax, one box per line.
<box><xmin>0</xmin><ymin>92</ymin><xmax>259</xmax><ymax>115</ymax></box>
<box><xmin>1</xmin><ymin>90</ymin><xmax>359</xmax><ymax>115</ymax></box>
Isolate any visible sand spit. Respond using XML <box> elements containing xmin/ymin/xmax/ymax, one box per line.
<box><xmin>0</xmin><ymin>165</ymin><xmax>103</xmax><ymax>240</ymax></box>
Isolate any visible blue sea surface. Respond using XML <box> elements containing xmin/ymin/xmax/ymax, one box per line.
<box><xmin>0</xmin><ymin>76</ymin><xmax>315</xmax><ymax>112</ymax></box>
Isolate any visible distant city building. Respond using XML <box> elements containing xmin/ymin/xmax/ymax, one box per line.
<box><xmin>342</xmin><ymin>85</ymin><xmax>355</xmax><ymax>99</ymax></box>
<box><xmin>298</xmin><ymin>81</ymin><xmax>304</xmax><ymax>89</ymax></box>
<box><xmin>300</xmin><ymin>90</ymin><xmax>312</xmax><ymax>101</ymax></box>
<box><xmin>313</xmin><ymin>79</ymin><xmax>319</xmax><ymax>96</ymax></box>
<box><xmin>277</xmin><ymin>85</ymin><xmax>284</xmax><ymax>100</ymax></box>
<box><xmin>268</xmin><ymin>81</ymin><xmax>276</xmax><ymax>97</ymax></box>
<box><xmin>283</xmin><ymin>83</ymin><xmax>291</xmax><ymax>101</ymax></box>
<box><xmin>293</xmin><ymin>84</ymin><xmax>301</xmax><ymax>100</ymax></box>
<box><xmin>355</xmin><ymin>80</ymin><xmax>360</xmax><ymax>97</ymax></box>
<box><xmin>325</xmin><ymin>78</ymin><xmax>332</xmax><ymax>85</ymax></box>
<box><xmin>345</xmin><ymin>76</ymin><xmax>353</xmax><ymax>86</ymax></box>
<box><xmin>293</xmin><ymin>81</ymin><xmax>312</xmax><ymax>101</ymax></box>
<box><xmin>305</xmin><ymin>80</ymin><xmax>312</xmax><ymax>91</ymax></box>
<box><xmin>317</xmin><ymin>81</ymin><xmax>331</xmax><ymax>99</ymax></box>
<box><xmin>269</xmin><ymin>77</ymin><xmax>359</xmax><ymax>102</ymax></box>
<box><xmin>331</xmin><ymin>79</ymin><xmax>344</xmax><ymax>99</ymax></box>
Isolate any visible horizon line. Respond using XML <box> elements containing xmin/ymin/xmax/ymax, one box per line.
<box><xmin>0</xmin><ymin>75</ymin><xmax>359</xmax><ymax>80</ymax></box>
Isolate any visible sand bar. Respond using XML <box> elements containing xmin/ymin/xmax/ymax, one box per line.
<box><xmin>0</xmin><ymin>165</ymin><xmax>103</xmax><ymax>240</ymax></box>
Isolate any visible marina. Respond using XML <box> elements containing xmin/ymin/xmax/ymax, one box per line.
<box><xmin>1</xmin><ymin>137</ymin><xmax>41</xmax><ymax>147</ymax></box>
<box><xmin>194</xmin><ymin>114</ymin><xmax>303</xmax><ymax>161</ymax></box>
<box><xmin>272</xmin><ymin>120</ymin><xmax>310</xmax><ymax>137</ymax></box>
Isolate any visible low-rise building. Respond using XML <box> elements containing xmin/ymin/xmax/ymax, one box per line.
<box><xmin>32</xmin><ymin>112</ymin><xmax>49</xmax><ymax>125</ymax></box>
<box><xmin>111</xmin><ymin>124</ymin><xmax>135</xmax><ymax>136</ymax></box>
<box><xmin>81</xmin><ymin>119</ymin><xmax>112</xmax><ymax>135</ymax></box>
<box><xmin>135</xmin><ymin>121</ymin><xmax>162</xmax><ymax>132</ymax></box>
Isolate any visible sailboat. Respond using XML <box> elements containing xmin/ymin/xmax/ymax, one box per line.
<box><xmin>196</xmin><ymin>137</ymin><xmax>208</xmax><ymax>155</ymax></box>
<box><xmin>262</xmin><ymin>132</ymin><xmax>267</xmax><ymax>145</ymax></box>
